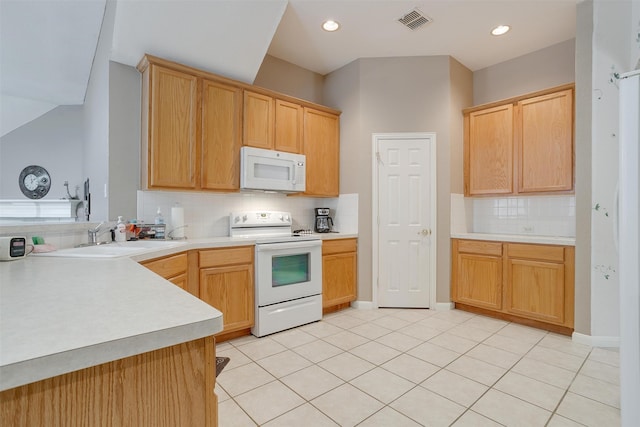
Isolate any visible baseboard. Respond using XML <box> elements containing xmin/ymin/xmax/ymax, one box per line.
<box><xmin>351</xmin><ymin>301</ymin><xmax>374</xmax><ymax>310</ymax></box>
<box><xmin>435</xmin><ymin>302</ymin><xmax>454</xmax><ymax>311</ymax></box>
<box><xmin>572</xmin><ymin>332</ymin><xmax>620</xmax><ymax>348</ymax></box>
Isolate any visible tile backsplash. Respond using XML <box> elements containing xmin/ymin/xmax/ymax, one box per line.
<box><xmin>451</xmin><ymin>193</ymin><xmax>575</xmax><ymax>237</ymax></box>
<box><xmin>136</xmin><ymin>191</ymin><xmax>358</xmax><ymax>238</ymax></box>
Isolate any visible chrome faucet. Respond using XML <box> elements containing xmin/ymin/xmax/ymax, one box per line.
<box><xmin>87</xmin><ymin>222</ymin><xmax>110</xmax><ymax>245</ymax></box>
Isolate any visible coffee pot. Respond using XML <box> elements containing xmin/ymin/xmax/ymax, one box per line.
<box><xmin>314</xmin><ymin>208</ymin><xmax>334</xmax><ymax>233</ymax></box>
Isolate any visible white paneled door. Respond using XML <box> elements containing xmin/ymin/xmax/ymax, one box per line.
<box><xmin>374</xmin><ymin>133</ymin><xmax>436</xmax><ymax>308</ymax></box>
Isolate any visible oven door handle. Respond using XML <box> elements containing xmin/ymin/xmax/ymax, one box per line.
<box><xmin>255</xmin><ymin>240</ymin><xmax>322</xmax><ymax>251</ymax></box>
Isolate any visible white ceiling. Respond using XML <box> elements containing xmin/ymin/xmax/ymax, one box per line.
<box><xmin>269</xmin><ymin>0</ymin><xmax>577</xmax><ymax>75</ymax></box>
<box><xmin>0</xmin><ymin>0</ymin><xmax>577</xmax><ymax>136</ymax></box>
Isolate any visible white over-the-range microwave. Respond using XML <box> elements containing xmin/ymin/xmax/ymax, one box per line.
<box><xmin>240</xmin><ymin>146</ymin><xmax>306</xmax><ymax>193</ymax></box>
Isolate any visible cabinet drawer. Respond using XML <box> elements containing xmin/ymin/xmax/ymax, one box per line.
<box><xmin>457</xmin><ymin>240</ymin><xmax>502</xmax><ymax>257</ymax></box>
<box><xmin>322</xmin><ymin>238</ymin><xmax>357</xmax><ymax>255</ymax></box>
<box><xmin>199</xmin><ymin>246</ymin><xmax>253</xmax><ymax>268</ymax></box>
<box><xmin>142</xmin><ymin>252</ymin><xmax>188</xmax><ymax>279</ymax></box>
<box><xmin>507</xmin><ymin>243</ymin><xmax>564</xmax><ymax>262</ymax></box>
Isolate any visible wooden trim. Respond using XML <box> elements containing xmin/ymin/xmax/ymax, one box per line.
<box><xmin>564</xmin><ymin>246</ymin><xmax>575</xmax><ymax>328</ymax></box>
<box><xmin>214</xmin><ymin>328</ymin><xmax>252</xmax><ymax>343</ymax></box>
<box><xmin>454</xmin><ymin>303</ymin><xmax>573</xmax><ymax>336</ymax></box>
<box><xmin>457</xmin><ymin>240</ymin><xmax>502</xmax><ymax>256</ymax></box>
<box><xmin>322</xmin><ymin>238</ymin><xmax>357</xmax><ymax>255</ymax></box>
<box><xmin>463</xmin><ymin>114</ymin><xmax>470</xmax><ymax>196</ymax></box>
<box><xmin>199</xmin><ymin>246</ymin><xmax>253</xmax><ymax>268</ymax></box>
<box><xmin>323</xmin><ymin>302</ymin><xmax>351</xmax><ymax>314</ymax></box>
<box><xmin>462</xmin><ymin>83</ymin><xmax>575</xmax><ymax>114</ymax></box>
<box><xmin>137</xmin><ymin>54</ymin><xmax>341</xmax><ymax>116</ymax></box>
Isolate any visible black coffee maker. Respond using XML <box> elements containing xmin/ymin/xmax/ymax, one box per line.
<box><xmin>314</xmin><ymin>208</ymin><xmax>334</xmax><ymax>233</ymax></box>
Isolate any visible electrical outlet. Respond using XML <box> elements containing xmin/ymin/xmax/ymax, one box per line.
<box><xmin>522</xmin><ymin>225</ymin><xmax>534</xmax><ymax>233</ymax></box>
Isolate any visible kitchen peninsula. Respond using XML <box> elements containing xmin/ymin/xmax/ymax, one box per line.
<box><xmin>0</xmin><ymin>253</ymin><xmax>223</xmax><ymax>426</ymax></box>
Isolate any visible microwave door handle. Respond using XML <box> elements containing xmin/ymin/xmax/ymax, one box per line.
<box><xmin>291</xmin><ymin>162</ymin><xmax>296</xmax><ymax>184</ymax></box>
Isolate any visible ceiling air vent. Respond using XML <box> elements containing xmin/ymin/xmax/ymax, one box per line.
<box><xmin>397</xmin><ymin>8</ymin><xmax>432</xmax><ymax>31</ymax></box>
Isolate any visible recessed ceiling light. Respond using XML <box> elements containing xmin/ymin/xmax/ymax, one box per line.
<box><xmin>491</xmin><ymin>25</ymin><xmax>510</xmax><ymax>36</ymax></box>
<box><xmin>322</xmin><ymin>20</ymin><xmax>340</xmax><ymax>32</ymax></box>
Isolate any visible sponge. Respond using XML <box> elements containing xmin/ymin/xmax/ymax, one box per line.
<box><xmin>32</xmin><ymin>236</ymin><xmax>45</xmax><ymax>245</ymax></box>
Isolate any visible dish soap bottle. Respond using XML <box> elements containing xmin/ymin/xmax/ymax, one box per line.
<box><xmin>115</xmin><ymin>216</ymin><xmax>127</xmax><ymax>242</ymax></box>
<box><xmin>154</xmin><ymin>207</ymin><xmax>165</xmax><ymax>239</ymax></box>
<box><xmin>154</xmin><ymin>207</ymin><xmax>164</xmax><ymax>225</ymax></box>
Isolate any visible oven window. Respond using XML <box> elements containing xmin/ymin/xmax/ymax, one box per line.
<box><xmin>272</xmin><ymin>253</ymin><xmax>310</xmax><ymax>287</ymax></box>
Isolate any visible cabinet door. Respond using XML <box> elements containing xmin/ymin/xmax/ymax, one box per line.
<box><xmin>505</xmin><ymin>258</ymin><xmax>565</xmax><ymax>324</ymax></box>
<box><xmin>201</xmin><ymin>80</ymin><xmax>242</xmax><ymax>190</ymax></box>
<box><xmin>303</xmin><ymin>108</ymin><xmax>340</xmax><ymax>196</ymax></box>
<box><xmin>169</xmin><ymin>272</ymin><xmax>189</xmax><ymax>291</ymax></box>
<box><xmin>323</xmin><ymin>252</ymin><xmax>357</xmax><ymax>308</ymax></box>
<box><xmin>454</xmin><ymin>253</ymin><xmax>503</xmax><ymax>310</ymax></box>
<box><xmin>275</xmin><ymin>99</ymin><xmax>303</xmax><ymax>153</ymax></box>
<box><xmin>243</xmin><ymin>91</ymin><xmax>274</xmax><ymax>149</ymax></box>
<box><xmin>148</xmin><ymin>65</ymin><xmax>198</xmax><ymax>189</ymax></box>
<box><xmin>517</xmin><ymin>89</ymin><xmax>574</xmax><ymax>193</ymax></box>
<box><xmin>466</xmin><ymin>104</ymin><xmax>513</xmax><ymax>195</ymax></box>
<box><xmin>200</xmin><ymin>264</ymin><xmax>254</xmax><ymax>334</ymax></box>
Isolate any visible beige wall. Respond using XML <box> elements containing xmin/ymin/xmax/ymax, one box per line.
<box><xmin>473</xmin><ymin>39</ymin><xmax>576</xmax><ymax>105</ymax></box>
<box><xmin>324</xmin><ymin>56</ymin><xmax>472</xmax><ymax>304</ymax></box>
<box><xmin>574</xmin><ymin>0</ymin><xmax>593</xmax><ymax>336</ymax></box>
<box><xmin>254</xmin><ymin>55</ymin><xmax>325</xmax><ymax>104</ymax></box>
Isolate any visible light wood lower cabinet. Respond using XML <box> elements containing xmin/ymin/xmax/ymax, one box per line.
<box><xmin>451</xmin><ymin>240</ymin><xmax>503</xmax><ymax>311</ymax></box>
<box><xmin>0</xmin><ymin>337</ymin><xmax>217</xmax><ymax>427</ymax></box>
<box><xmin>322</xmin><ymin>239</ymin><xmax>357</xmax><ymax>312</ymax></box>
<box><xmin>199</xmin><ymin>247</ymin><xmax>254</xmax><ymax>337</ymax></box>
<box><xmin>452</xmin><ymin>239</ymin><xmax>574</xmax><ymax>333</ymax></box>
<box><xmin>141</xmin><ymin>251</ymin><xmax>199</xmax><ymax>296</ymax></box>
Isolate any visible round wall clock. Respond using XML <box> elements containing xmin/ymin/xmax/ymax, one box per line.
<box><xmin>19</xmin><ymin>165</ymin><xmax>51</xmax><ymax>199</ymax></box>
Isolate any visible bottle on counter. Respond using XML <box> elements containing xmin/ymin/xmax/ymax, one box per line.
<box><xmin>115</xmin><ymin>216</ymin><xmax>127</xmax><ymax>242</ymax></box>
<box><xmin>154</xmin><ymin>207</ymin><xmax>164</xmax><ymax>225</ymax></box>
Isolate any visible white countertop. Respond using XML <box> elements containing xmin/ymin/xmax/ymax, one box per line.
<box><xmin>1</xmin><ymin>233</ymin><xmax>358</xmax><ymax>391</ymax></box>
<box><xmin>451</xmin><ymin>232</ymin><xmax>575</xmax><ymax>246</ymax></box>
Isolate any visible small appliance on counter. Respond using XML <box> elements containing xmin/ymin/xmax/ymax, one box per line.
<box><xmin>0</xmin><ymin>236</ymin><xmax>27</xmax><ymax>261</ymax></box>
<box><xmin>314</xmin><ymin>208</ymin><xmax>334</xmax><ymax>233</ymax></box>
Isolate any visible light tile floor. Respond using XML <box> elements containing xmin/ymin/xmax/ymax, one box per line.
<box><xmin>216</xmin><ymin>308</ymin><xmax>620</xmax><ymax>427</ymax></box>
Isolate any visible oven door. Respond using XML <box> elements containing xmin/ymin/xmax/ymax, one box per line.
<box><xmin>255</xmin><ymin>240</ymin><xmax>322</xmax><ymax>306</ymax></box>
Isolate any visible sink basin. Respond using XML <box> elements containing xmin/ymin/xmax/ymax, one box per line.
<box><xmin>34</xmin><ymin>240</ymin><xmax>187</xmax><ymax>258</ymax></box>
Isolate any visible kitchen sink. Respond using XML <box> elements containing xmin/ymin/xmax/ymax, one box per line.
<box><xmin>33</xmin><ymin>240</ymin><xmax>187</xmax><ymax>258</ymax></box>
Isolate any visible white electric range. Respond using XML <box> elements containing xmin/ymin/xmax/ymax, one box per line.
<box><xmin>230</xmin><ymin>211</ymin><xmax>322</xmax><ymax>337</ymax></box>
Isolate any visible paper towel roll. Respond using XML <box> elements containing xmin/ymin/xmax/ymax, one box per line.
<box><xmin>171</xmin><ymin>205</ymin><xmax>185</xmax><ymax>239</ymax></box>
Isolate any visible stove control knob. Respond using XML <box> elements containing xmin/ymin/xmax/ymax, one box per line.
<box><xmin>285</xmin><ymin>215</ymin><xmax>290</xmax><ymax>221</ymax></box>
<box><xmin>242</xmin><ymin>215</ymin><xmax>248</xmax><ymax>222</ymax></box>
<box><xmin>234</xmin><ymin>216</ymin><xmax>240</xmax><ymax>223</ymax></box>
<box><xmin>279</xmin><ymin>214</ymin><xmax>284</xmax><ymax>221</ymax></box>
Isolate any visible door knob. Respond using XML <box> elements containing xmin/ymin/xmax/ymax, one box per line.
<box><xmin>417</xmin><ymin>229</ymin><xmax>431</xmax><ymax>236</ymax></box>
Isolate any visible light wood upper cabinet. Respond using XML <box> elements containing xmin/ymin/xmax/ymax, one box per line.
<box><xmin>466</xmin><ymin>104</ymin><xmax>514</xmax><ymax>195</ymax></box>
<box><xmin>322</xmin><ymin>239</ymin><xmax>357</xmax><ymax>310</ymax></box>
<box><xmin>463</xmin><ymin>84</ymin><xmax>574</xmax><ymax>196</ymax></box>
<box><xmin>145</xmin><ymin>65</ymin><xmax>198</xmax><ymax>189</ymax></box>
<box><xmin>303</xmin><ymin>107</ymin><xmax>340</xmax><ymax>197</ymax></box>
<box><xmin>517</xmin><ymin>89</ymin><xmax>574</xmax><ymax>193</ymax></box>
<box><xmin>243</xmin><ymin>91</ymin><xmax>274</xmax><ymax>149</ymax></box>
<box><xmin>275</xmin><ymin>99</ymin><xmax>303</xmax><ymax>153</ymax></box>
<box><xmin>139</xmin><ymin>57</ymin><xmax>242</xmax><ymax>192</ymax></box>
<box><xmin>243</xmin><ymin>92</ymin><xmax>304</xmax><ymax>154</ymax></box>
<box><xmin>139</xmin><ymin>55</ymin><xmax>341</xmax><ymax>195</ymax></box>
<box><xmin>201</xmin><ymin>80</ymin><xmax>242</xmax><ymax>190</ymax></box>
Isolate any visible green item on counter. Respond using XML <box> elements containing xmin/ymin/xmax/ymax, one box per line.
<box><xmin>32</xmin><ymin>236</ymin><xmax>45</xmax><ymax>245</ymax></box>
